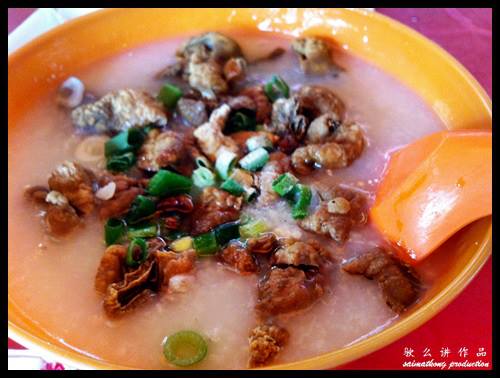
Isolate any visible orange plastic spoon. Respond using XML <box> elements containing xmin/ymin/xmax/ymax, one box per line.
<box><xmin>370</xmin><ymin>130</ymin><xmax>492</xmax><ymax>265</ymax></box>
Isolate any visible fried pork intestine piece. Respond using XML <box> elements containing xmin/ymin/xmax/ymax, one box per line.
<box><xmin>256</xmin><ymin>266</ymin><xmax>324</xmax><ymax>318</ymax></box>
<box><xmin>272</xmin><ymin>239</ymin><xmax>330</xmax><ymax>267</ymax></box>
<box><xmin>176</xmin><ymin>98</ymin><xmax>208</xmax><ymax>126</ymax></box>
<box><xmin>137</xmin><ymin>129</ymin><xmax>186</xmax><ymax>172</ymax></box>
<box><xmin>159</xmin><ymin>32</ymin><xmax>246</xmax><ymax>99</ymax></box>
<box><xmin>191</xmin><ymin>187</ymin><xmax>243</xmax><ymax>235</ymax></box>
<box><xmin>240</xmin><ymin>85</ymin><xmax>273</xmax><ymax>124</ymax></box>
<box><xmin>71</xmin><ymin>89</ymin><xmax>167</xmax><ymax>134</ymax></box>
<box><xmin>48</xmin><ymin>161</ymin><xmax>95</xmax><ymax>215</ymax></box>
<box><xmin>193</xmin><ymin>104</ymin><xmax>240</xmax><ymax>161</ymax></box>
<box><xmin>292</xmin><ymin>36</ymin><xmax>338</xmax><ymax>75</ymax></box>
<box><xmin>248</xmin><ymin>324</ymin><xmax>289</xmax><ymax>368</ymax></box>
<box><xmin>291</xmin><ymin>122</ymin><xmax>364</xmax><ymax>174</ymax></box>
<box><xmin>44</xmin><ymin>191</ymin><xmax>81</xmax><ymax>236</ymax></box>
<box><xmin>298</xmin><ymin>185</ymin><xmax>367</xmax><ymax>244</ymax></box>
<box><xmin>342</xmin><ymin>247</ymin><xmax>419</xmax><ymax>313</ymax></box>
<box><xmin>219</xmin><ymin>233</ymin><xmax>278</xmax><ymax>274</ymax></box>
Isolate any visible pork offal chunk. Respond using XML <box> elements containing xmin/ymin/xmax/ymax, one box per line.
<box><xmin>95</xmin><ymin>244</ymin><xmax>126</xmax><ymax>294</ymax></box>
<box><xmin>155</xmin><ymin>250</ymin><xmax>197</xmax><ymax>288</ymax></box>
<box><xmin>193</xmin><ymin>104</ymin><xmax>240</xmax><ymax>161</ymax></box>
<box><xmin>256</xmin><ymin>266</ymin><xmax>324</xmax><ymax>318</ymax></box>
<box><xmin>44</xmin><ymin>191</ymin><xmax>81</xmax><ymax>236</ymax></box>
<box><xmin>248</xmin><ymin>324</ymin><xmax>289</xmax><ymax>367</ymax></box>
<box><xmin>292</xmin><ymin>36</ymin><xmax>336</xmax><ymax>75</ymax></box>
<box><xmin>298</xmin><ymin>186</ymin><xmax>367</xmax><ymax>244</ymax></box>
<box><xmin>342</xmin><ymin>247</ymin><xmax>419</xmax><ymax>313</ymax></box>
<box><xmin>71</xmin><ymin>89</ymin><xmax>167</xmax><ymax>134</ymax></box>
<box><xmin>176</xmin><ymin>98</ymin><xmax>208</xmax><ymax>126</ymax></box>
<box><xmin>137</xmin><ymin>129</ymin><xmax>185</xmax><ymax>171</ymax></box>
<box><xmin>191</xmin><ymin>187</ymin><xmax>243</xmax><ymax>235</ymax></box>
<box><xmin>272</xmin><ymin>239</ymin><xmax>330</xmax><ymax>268</ymax></box>
<box><xmin>48</xmin><ymin>161</ymin><xmax>95</xmax><ymax>215</ymax></box>
<box><xmin>256</xmin><ymin>152</ymin><xmax>291</xmax><ymax>206</ymax></box>
<box><xmin>97</xmin><ymin>174</ymin><xmax>147</xmax><ymax>220</ymax></box>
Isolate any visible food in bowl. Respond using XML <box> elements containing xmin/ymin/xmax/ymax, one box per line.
<box><xmin>10</xmin><ymin>30</ymin><xmax>450</xmax><ymax>369</ymax></box>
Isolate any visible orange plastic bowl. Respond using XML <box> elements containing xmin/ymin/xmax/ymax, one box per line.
<box><xmin>8</xmin><ymin>8</ymin><xmax>492</xmax><ymax>370</ymax></box>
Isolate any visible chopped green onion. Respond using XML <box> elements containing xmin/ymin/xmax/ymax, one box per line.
<box><xmin>106</xmin><ymin>152</ymin><xmax>136</xmax><ymax>172</ymax></box>
<box><xmin>264</xmin><ymin>75</ymin><xmax>290</xmax><ymax>102</ymax></box>
<box><xmin>195</xmin><ymin>156</ymin><xmax>212</xmax><ymax>169</ymax></box>
<box><xmin>170</xmin><ymin>236</ymin><xmax>193</xmax><ymax>252</ymax></box>
<box><xmin>158</xmin><ymin>83</ymin><xmax>183</xmax><ymax>110</ymax></box>
<box><xmin>105</xmin><ymin>128</ymin><xmax>145</xmax><ymax>157</ymax></box>
<box><xmin>126</xmin><ymin>237</ymin><xmax>148</xmax><ymax>267</ymax></box>
<box><xmin>290</xmin><ymin>184</ymin><xmax>312</xmax><ymax>219</ymax></box>
<box><xmin>148</xmin><ymin>169</ymin><xmax>192</xmax><ymax>197</ymax></box>
<box><xmin>272</xmin><ymin>172</ymin><xmax>299</xmax><ymax>197</ymax></box>
<box><xmin>215</xmin><ymin>149</ymin><xmax>238</xmax><ymax>180</ymax></box>
<box><xmin>214</xmin><ymin>221</ymin><xmax>241</xmax><ymax>246</ymax></box>
<box><xmin>193</xmin><ymin>231</ymin><xmax>219</xmax><ymax>256</ymax></box>
<box><xmin>239</xmin><ymin>147</ymin><xmax>269</xmax><ymax>171</ymax></box>
<box><xmin>127</xmin><ymin>222</ymin><xmax>158</xmax><ymax>239</ymax></box>
<box><xmin>246</xmin><ymin>135</ymin><xmax>273</xmax><ymax>152</ymax></box>
<box><xmin>192</xmin><ymin>167</ymin><xmax>216</xmax><ymax>189</ymax></box>
<box><xmin>220</xmin><ymin>178</ymin><xmax>244</xmax><ymax>196</ymax></box>
<box><xmin>239</xmin><ymin>219</ymin><xmax>269</xmax><ymax>239</ymax></box>
<box><xmin>126</xmin><ymin>195</ymin><xmax>156</xmax><ymax>224</ymax></box>
<box><xmin>225</xmin><ymin>111</ymin><xmax>257</xmax><ymax>134</ymax></box>
<box><xmin>163</xmin><ymin>330</ymin><xmax>208</xmax><ymax>367</ymax></box>
<box><xmin>104</xmin><ymin>218</ymin><xmax>126</xmax><ymax>246</ymax></box>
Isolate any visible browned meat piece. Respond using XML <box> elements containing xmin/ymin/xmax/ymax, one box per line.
<box><xmin>292</xmin><ymin>123</ymin><xmax>364</xmax><ymax>174</ymax></box>
<box><xmin>44</xmin><ymin>193</ymin><xmax>81</xmax><ymax>236</ymax></box>
<box><xmin>305</xmin><ymin>112</ymin><xmax>341</xmax><ymax>144</ymax></box>
<box><xmin>256</xmin><ymin>266</ymin><xmax>324</xmax><ymax>318</ymax></box>
<box><xmin>191</xmin><ymin>187</ymin><xmax>243</xmax><ymax>235</ymax></box>
<box><xmin>137</xmin><ymin>129</ymin><xmax>185</xmax><ymax>171</ymax></box>
<box><xmin>157</xmin><ymin>194</ymin><xmax>194</xmax><ymax>214</ymax></box>
<box><xmin>241</xmin><ymin>85</ymin><xmax>273</xmax><ymax>124</ymax></box>
<box><xmin>97</xmin><ymin>175</ymin><xmax>147</xmax><ymax>220</ymax></box>
<box><xmin>48</xmin><ymin>161</ymin><xmax>95</xmax><ymax>215</ymax></box>
<box><xmin>155</xmin><ymin>249</ymin><xmax>196</xmax><ymax>287</ymax></box>
<box><xmin>223</xmin><ymin>57</ymin><xmax>247</xmax><ymax>82</ymax></box>
<box><xmin>187</xmin><ymin>58</ymin><xmax>228</xmax><ymax>99</ymax></box>
<box><xmin>247</xmin><ymin>233</ymin><xmax>278</xmax><ymax>254</ymax></box>
<box><xmin>342</xmin><ymin>247</ymin><xmax>419</xmax><ymax>313</ymax></box>
<box><xmin>292</xmin><ymin>37</ymin><xmax>337</xmax><ymax>75</ymax></box>
<box><xmin>272</xmin><ymin>239</ymin><xmax>330</xmax><ymax>267</ymax></box>
<box><xmin>222</xmin><ymin>95</ymin><xmax>256</xmax><ymax>112</ymax></box>
<box><xmin>298</xmin><ymin>186</ymin><xmax>367</xmax><ymax>243</ymax></box>
<box><xmin>103</xmin><ymin>258</ymin><xmax>158</xmax><ymax>317</ymax></box>
<box><xmin>176</xmin><ymin>98</ymin><xmax>208</xmax><ymax>126</ymax></box>
<box><xmin>296</xmin><ymin>85</ymin><xmax>345</xmax><ymax>119</ymax></box>
<box><xmin>230</xmin><ymin>131</ymin><xmax>279</xmax><ymax>152</ymax></box>
<box><xmin>256</xmin><ymin>152</ymin><xmax>291</xmax><ymax>205</ymax></box>
<box><xmin>182</xmin><ymin>32</ymin><xmax>243</xmax><ymax>62</ymax></box>
<box><xmin>95</xmin><ymin>245</ymin><xmax>127</xmax><ymax>294</ymax></box>
<box><xmin>24</xmin><ymin>185</ymin><xmax>50</xmax><ymax>205</ymax></box>
<box><xmin>270</xmin><ymin>98</ymin><xmax>308</xmax><ymax>141</ymax></box>
<box><xmin>248</xmin><ymin>324</ymin><xmax>289</xmax><ymax>367</ymax></box>
<box><xmin>193</xmin><ymin>104</ymin><xmax>240</xmax><ymax>161</ymax></box>
<box><xmin>71</xmin><ymin>89</ymin><xmax>167</xmax><ymax>134</ymax></box>
<box><xmin>219</xmin><ymin>241</ymin><xmax>258</xmax><ymax>274</ymax></box>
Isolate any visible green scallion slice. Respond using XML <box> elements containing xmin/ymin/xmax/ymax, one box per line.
<box><xmin>264</xmin><ymin>75</ymin><xmax>290</xmax><ymax>102</ymax></box>
<box><xmin>290</xmin><ymin>184</ymin><xmax>312</xmax><ymax>219</ymax></box>
<box><xmin>105</xmin><ymin>128</ymin><xmax>146</xmax><ymax>157</ymax></box>
<box><xmin>148</xmin><ymin>169</ymin><xmax>193</xmax><ymax>197</ymax></box>
<box><xmin>238</xmin><ymin>147</ymin><xmax>269</xmax><ymax>172</ymax></box>
<box><xmin>192</xmin><ymin>167</ymin><xmax>216</xmax><ymax>189</ymax></box>
<box><xmin>158</xmin><ymin>83</ymin><xmax>183</xmax><ymax>110</ymax></box>
<box><xmin>193</xmin><ymin>231</ymin><xmax>219</xmax><ymax>256</ymax></box>
<box><xmin>225</xmin><ymin>111</ymin><xmax>257</xmax><ymax>134</ymax></box>
<box><xmin>126</xmin><ymin>237</ymin><xmax>148</xmax><ymax>267</ymax></box>
<box><xmin>215</xmin><ymin>149</ymin><xmax>238</xmax><ymax>180</ymax></box>
<box><xmin>214</xmin><ymin>221</ymin><xmax>241</xmax><ymax>246</ymax></box>
<box><xmin>220</xmin><ymin>178</ymin><xmax>244</xmax><ymax>196</ymax></box>
<box><xmin>126</xmin><ymin>195</ymin><xmax>156</xmax><ymax>224</ymax></box>
<box><xmin>106</xmin><ymin>152</ymin><xmax>136</xmax><ymax>172</ymax></box>
<box><xmin>104</xmin><ymin>218</ymin><xmax>126</xmax><ymax>246</ymax></box>
<box><xmin>195</xmin><ymin>156</ymin><xmax>212</xmax><ymax>169</ymax></box>
<box><xmin>163</xmin><ymin>330</ymin><xmax>208</xmax><ymax>367</ymax></box>
<box><xmin>246</xmin><ymin>135</ymin><xmax>273</xmax><ymax>152</ymax></box>
<box><xmin>272</xmin><ymin>172</ymin><xmax>299</xmax><ymax>197</ymax></box>
<box><xmin>127</xmin><ymin>221</ymin><xmax>158</xmax><ymax>239</ymax></box>
<box><xmin>239</xmin><ymin>219</ymin><xmax>269</xmax><ymax>239</ymax></box>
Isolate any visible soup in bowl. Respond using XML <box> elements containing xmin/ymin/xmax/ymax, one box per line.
<box><xmin>8</xmin><ymin>9</ymin><xmax>491</xmax><ymax>370</ymax></box>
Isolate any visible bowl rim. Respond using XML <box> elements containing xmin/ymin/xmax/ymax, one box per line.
<box><xmin>8</xmin><ymin>8</ymin><xmax>492</xmax><ymax>370</ymax></box>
